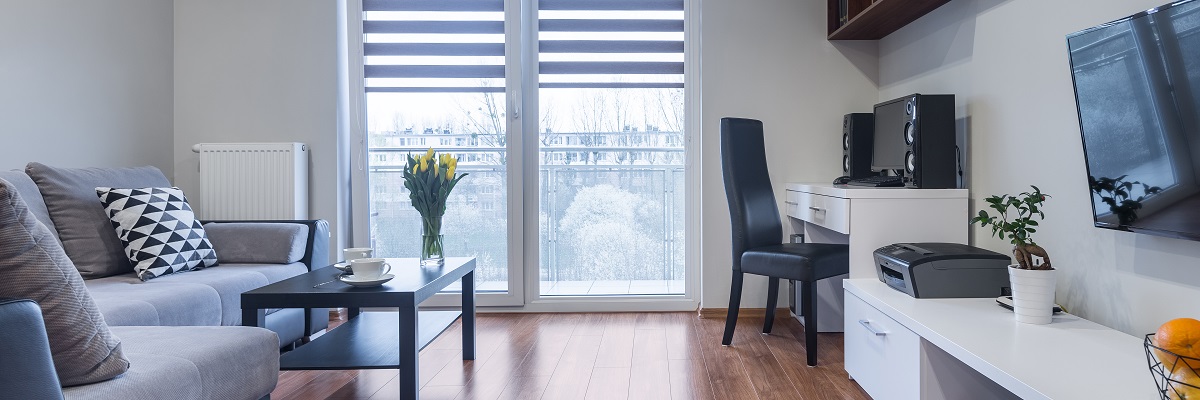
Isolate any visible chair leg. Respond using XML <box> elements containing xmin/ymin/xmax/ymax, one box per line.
<box><xmin>763</xmin><ymin>277</ymin><xmax>779</xmax><ymax>334</ymax></box>
<box><xmin>722</xmin><ymin>271</ymin><xmax>744</xmax><ymax>346</ymax></box>
<box><xmin>801</xmin><ymin>279</ymin><xmax>818</xmax><ymax>367</ymax></box>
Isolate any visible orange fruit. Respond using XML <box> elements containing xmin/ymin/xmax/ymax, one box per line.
<box><xmin>1157</xmin><ymin>318</ymin><xmax>1200</xmax><ymax>372</ymax></box>
<box><xmin>1168</xmin><ymin>368</ymin><xmax>1200</xmax><ymax>399</ymax></box>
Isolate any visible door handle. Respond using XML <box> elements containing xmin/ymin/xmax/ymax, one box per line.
<box><xmin>858</xmin><ymin>319</ymin><xmax>887</xmax><ymax>336</ymax></box>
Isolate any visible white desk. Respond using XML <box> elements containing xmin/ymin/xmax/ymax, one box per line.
<box><xmin>845</xmin><ymin>279</ymin><xmax>1154</xmax><ymax>399</ymax></box>
<box><xmin>784</xmin><ymin>183</ymin><xmax>968</xmax><ymax>332</ymax></box>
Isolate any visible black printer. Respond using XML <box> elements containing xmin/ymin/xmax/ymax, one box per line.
<box><xmin>873</xmin><ymin>243</ymin><xmax>1011</xmax><ymax>298</ymax></box>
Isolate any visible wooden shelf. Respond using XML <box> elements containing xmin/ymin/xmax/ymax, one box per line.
<box><xmin>279</xmin><ymin>311</ymin><xmax>461</xmax><ymax>370</ymax></box>
<box><xmin>827</xmin><ymin>0</ymin><xmax>954</xmax><ymax>40</ymax></box>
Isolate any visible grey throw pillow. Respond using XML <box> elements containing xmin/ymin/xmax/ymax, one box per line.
<box><xmin>25</xmin><ymin>162</ymin><xmax>171</xmax><ymax>279</ymax></box>
<box><xmin>0</xmin><ymin>178</ymin><xmax>130</xmax><ymax>386</ymax></box>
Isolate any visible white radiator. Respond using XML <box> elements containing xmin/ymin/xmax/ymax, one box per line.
<box><xmin>192</xmin><ymin>142</ymin><xmax>309</xmax><ymax>220</ymax></box>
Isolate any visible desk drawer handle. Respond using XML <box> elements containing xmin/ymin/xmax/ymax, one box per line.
<box><xmin>808</xmin><ymin>206</ymin><xmax>824</xmax><ymax>212</ymax></box>
<box><xmin>858</xmin><ymin>319</ymin><xmax>887</xmax><ymax>336</ymax></box>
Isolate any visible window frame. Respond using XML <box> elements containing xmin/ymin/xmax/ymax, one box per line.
<box><xmin>347</xmin><ymin>0</ymin><xmax>701</xmax><ymax>311</ymax></box>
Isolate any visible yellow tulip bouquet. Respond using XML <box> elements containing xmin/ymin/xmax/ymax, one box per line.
<box><xmin>403</xmin><ymin>148</ymin><xmax>468</xmax><ymax>266</ymax></box>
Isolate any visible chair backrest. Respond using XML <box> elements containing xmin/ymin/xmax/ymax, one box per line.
<box><xmin>720</xmin><ymin>117</ymin><xmax>783</xmax><ymax>270</ymax></box>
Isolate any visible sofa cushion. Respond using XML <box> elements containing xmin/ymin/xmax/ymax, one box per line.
<box><xmin>0</xmin><ymin>178</ymin><xmax>129</xmax><ymax>386</ymax></box>
<box><xmin>87</xmin><ymin>263</ymin><xmax>309</xmax><ymax>327</ymax></box>
<box><xmin>0</xmin><ymin>171</ymin><xmax>57</xmax><ymax>236</ymax></box>
<box><xmin>62</xmin><ymin>325</ymin><xmax>279</xmax><ymax>400</ymax></box>
<box><xmin>25</xmin><ymin>163</ymin><xmax>171</xmax><ymax>279</ymax></box>
<box><xmin>204</xmin><ymin>222</ymin><xmax>309</xmax><ymax>264</ymax></box>
<box><xmin>85</xmin><ymin>276</ymin><xmax>223</xmax><ymax>327</ymax></box>
<box><xmin>96</xmin><ymin>187</ymin><xmax>217</xmax><ymax>281</ymax></box>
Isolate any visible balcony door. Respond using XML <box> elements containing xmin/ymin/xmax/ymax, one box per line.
<box><xmin>535</xmin><ymin>1</ymin><xmax>686</xmax><ymax>297</ymax></box>
<box><xmin>357</xmin><ymin>0</ymin><xmax>693</xmax><ymax>308</ymax></box>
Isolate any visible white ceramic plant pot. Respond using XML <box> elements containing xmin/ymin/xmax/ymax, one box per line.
<box><xmin>1008</xmin><ymin>265</ymin><xmax>1057</xmax><ymax>325</ymax></box>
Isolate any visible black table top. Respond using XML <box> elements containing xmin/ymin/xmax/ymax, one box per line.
<box><xmin>241</xmin><ymin>257</ymin><xmax>476</xmax><ymax>309</ymax></box>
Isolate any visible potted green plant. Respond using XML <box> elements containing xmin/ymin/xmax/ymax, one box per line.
<box><xmin>970</xmin><ymin>185</ymin><xmax>1056</xmax><ymax>324</ymax></box>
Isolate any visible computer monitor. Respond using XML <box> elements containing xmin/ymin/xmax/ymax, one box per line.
<box><xmin>871</xmin><ymin>98</ymin><xmax>908</xmax><ymax>172</ymax></box>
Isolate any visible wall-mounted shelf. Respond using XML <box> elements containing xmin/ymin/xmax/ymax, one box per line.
<box><xmin>827</xmin><ymin>0</ymin><xmax>953</xmax><ymax>40</ymax></box>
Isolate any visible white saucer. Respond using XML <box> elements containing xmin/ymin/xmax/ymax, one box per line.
<box><xmin>339</xmin><ymin>273</ymin><xmax>394</xmax><ymax>288</ymax></box>
<box><xmin>332</xmin><ymin>262</ymin><xmax>352</xmax><ymax>272</ymax></box>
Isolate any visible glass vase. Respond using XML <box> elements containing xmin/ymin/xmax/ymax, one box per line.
<box><xmin>420</xmin><ymin>216</ymin><xmax>444</xmax><ymax>267</ymax></box>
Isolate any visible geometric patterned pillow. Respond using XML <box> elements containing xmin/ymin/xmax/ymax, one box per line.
<box><xmin>95</xmin><ymin>187</ymin><xmax>218</xmax><ymax>281</ymax></box>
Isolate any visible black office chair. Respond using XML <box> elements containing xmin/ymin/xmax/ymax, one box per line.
<box><xmin>719</xmin><ymin>117</ymin><xmax>850</xmax><ymax>367</ymax></box>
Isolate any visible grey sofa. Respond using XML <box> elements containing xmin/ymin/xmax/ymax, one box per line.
<box><xmin>0</xmin><ymin>166</ymin><xmax>331</xmax><ymax>400</ymax></box>
<box><xmin>1</xmin><ymin>298</ymin><xmax>280</xmax><ymax>400</ymax></box>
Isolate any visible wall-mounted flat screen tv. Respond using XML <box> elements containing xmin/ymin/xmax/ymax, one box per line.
<box><xmin>1068</xmin><ymin>0</ymin><xmax>1200</xmax><ymax>240</ymax></box>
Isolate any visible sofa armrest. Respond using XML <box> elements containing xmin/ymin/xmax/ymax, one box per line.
<box><xmin>204</xmin><ymin>222</ymin><xmax>309</xmax><ymax>264</ymax></box>
<box><xmin>0</xmin><ymin>298</ymin><xmax>65</xmax><ymax>399</ymax></box>
<box><xmin>201</xmin><ymin>220</ymin><xmax>330</xmax><ymax>272</ymax></box>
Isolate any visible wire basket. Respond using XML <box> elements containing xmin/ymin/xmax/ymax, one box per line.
<box><xmin>1146</xmin><ymin>333</ymin><xmax>1200</xmax><ymax>399</ymax></box>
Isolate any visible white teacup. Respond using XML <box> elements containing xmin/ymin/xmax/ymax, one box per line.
<box><xmin>350</xmin><ymin>258</ymin><xmax>392</xmax><ymax>280</ymax></box>
<box><xmin>343</xmin><ymin>247</ymin><xmax>373</xmax><ymax>262</ymax></box>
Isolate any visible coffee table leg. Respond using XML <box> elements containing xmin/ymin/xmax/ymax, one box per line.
<box><xmin>242</xmin><ymin>308</ymin><xmax>265</xmax><ymax>328</ymax></box>
<box><xmin>463</xmin><ymin>270</ymin><xmax>476</xmax><ymax>360</ymax></box>
<box><xmin>399</xmin><ymin>297</ymin><xmax>419</xmax><ymax>400</ymax></box>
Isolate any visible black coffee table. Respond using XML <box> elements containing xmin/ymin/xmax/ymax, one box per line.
<box><xmin>241</xmin><ymin>257</ymin><xmax>476</xmax><ymax>400</ymax></box>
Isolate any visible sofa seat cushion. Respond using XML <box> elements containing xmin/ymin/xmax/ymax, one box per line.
<box><xmin>87</xmin><ymin>263</ymin><xmax>309</xmax><ymax>326</ymax></box>
<box><xmin>62</xmin><ymin>325</ymin><xmax>279</xmax><ymax>400</ymax></box>
<box><xmin>25</xmin><ymin>163</ymin><xmax>172</xmax><ymax>279</ymax></box>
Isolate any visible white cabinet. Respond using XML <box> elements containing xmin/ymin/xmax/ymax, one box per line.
<box><xmin>843</xmin><ymin>279</ymin><xmax>1154</xmax><ymax>400</ymax></box>
<box><xmin>844</xmin><ymin>291</ymin><xmax>920</xmax><ymax>400</ymax></box>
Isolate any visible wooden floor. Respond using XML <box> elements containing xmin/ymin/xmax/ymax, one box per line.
<box><xmin>272</xmin><ymin>312</ymin><xmax>870</xmax><ymax>400</ymax></box>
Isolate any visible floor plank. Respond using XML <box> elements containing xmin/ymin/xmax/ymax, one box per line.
<box><xmin>582</xmin><ymin>367</ymin><xmax>631</xmax><ymax>400</ymax></box>
<box><xmin>539</xmin><ymin>334</ymin><xmax>603</xmax><ymax>399</ymax></box>
<box><xmin>628</xmin><ymin>329</ymin><xmax>672</xmax><ymax>400</ymax></box>
<box><xmin>694</xmin><ymin>316</ymin><xmax>762</xmax><ymax>400</ymax></box>
<box><xmin>272</xmin><ymin>312</ymin><xmax>869</xmax><ymax>400</ymax></box>
<box><xmin>728</xmin><ymin>319</ymin><xmax>804</xmax><ymax>400</ymax></box>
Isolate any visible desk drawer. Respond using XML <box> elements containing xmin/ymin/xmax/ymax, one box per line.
<box><xmin>785</xmin><ymin>191</ymin><xmax>850</xmax><ymax>234</ymax></box>
<box><xmin>844</xmin><ymin>291</ymin><xmax>919</xmax><ymax>400</ymax></box>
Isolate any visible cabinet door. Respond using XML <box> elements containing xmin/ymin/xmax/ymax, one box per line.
<box><xmin>844</xmin><ymin>291</ymin><xmax>920</xmax><ymax>400</ymax></box>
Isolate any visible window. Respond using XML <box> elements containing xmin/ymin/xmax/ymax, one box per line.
<box><xmin>363</xmin><ymin>0</ymin><xmax>511</xmax><ymax>297</ymax></box>
<box><xmin>361</xmin><ymin>0</ymin><xmax>690</xmax><ymax>304</ymax></box>
<box><xmin>537</xmin><ymin>0</ymin><xmax>685</xmax><ymax>295</ymax></box>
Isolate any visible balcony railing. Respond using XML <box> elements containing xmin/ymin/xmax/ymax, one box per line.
<box><xmin>366</xmin><ymin>142</ymin><xmax>684</xmax><ymax>295</ymax></box>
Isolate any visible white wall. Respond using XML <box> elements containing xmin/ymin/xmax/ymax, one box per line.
<box><xmin>0</xmin><ymin>0</ymin><xmax>174</xmax><ymax>173</ymax></box>
<box><xmin>173</xmin><ymin>0</ymin><xmax>346</xmax><ymax>260</ymax></box>
<box><xmin>699</xmin><ymin>0</ymin><xmax>880</xmax><ymax>308</ymax></box>
<box><xmin>879</xmin><ymin>0</ymin><xmax>1200</xmax><ymax>335</ymax></box>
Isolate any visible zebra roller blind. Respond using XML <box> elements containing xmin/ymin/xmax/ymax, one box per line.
<box><xmin>363</xmin><ymin>0</ymin><xmax>506</xmax><ymax>93</ymax></box>
<box><xmin>538</xmin><ymin>0</ymin><xmax>685</xmax><ymax>89</ymax></box>
<box><xmin>363</xmin><ymin>0</ymin><xmax>685</xmax><ymax>91</ymax></box>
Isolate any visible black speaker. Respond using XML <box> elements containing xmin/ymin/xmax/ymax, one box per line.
<box><xmin>877</xmin><ymin>94</ymin><xmax>957</xmax><ymax>189</ymax></box>
<box><xmin>842</xmin><ymin>113</ymin><xmax>875</xmax><ymax>179</ymax></box>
